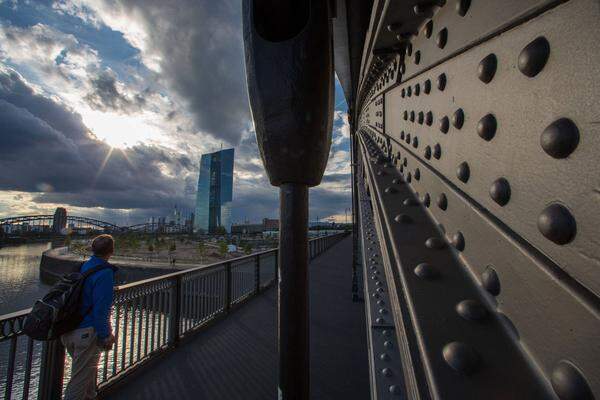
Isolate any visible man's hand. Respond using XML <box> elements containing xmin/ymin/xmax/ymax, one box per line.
<box><xmin>98</xmin><ymin>334</ymin><xmax>115</xmax><ymax>351</ymax></box>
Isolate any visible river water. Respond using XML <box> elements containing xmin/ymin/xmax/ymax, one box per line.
<box><xmin>0</xmin><ymin>242</ymin><xmax>53</xmax><ymax>315</ymax></box>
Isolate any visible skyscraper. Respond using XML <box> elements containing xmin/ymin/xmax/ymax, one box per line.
<box><xmin>194</xmin><ymin>148</ymin><xmax>234</xmax><ymax>234</ymax></box>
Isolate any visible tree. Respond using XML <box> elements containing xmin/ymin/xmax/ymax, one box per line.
<box><xmin>197</xmin><ymin>241</ymin><xmax>206</xmax><ymax>262</ymax></box>
<box><xmin>218</xmin><ymin>240</ymin><xmax>228</xmax><ymax>257</ymax></box>
<box><xmin>214</xmin><ymin>226</ymin><xmax>227</xmax><ymax>235</ymax></box>
<box><xmin>64</xmin><ymin>234</ymin><xmax>72</xmax><ymax>248</ymax></box>
<box><xmin>169</xmin><ymin>242</ymin><xmax>177</xmax><ymax>252</ymax></box>
<box><xmin>243</xmin><ymin>242</ymin><xmax>252</xmax><ymax>255</ymax></box>
<box><xmin>148</xmin><ymin>243</ymin><xmax>154</xmax><ymax>252</ymax></box>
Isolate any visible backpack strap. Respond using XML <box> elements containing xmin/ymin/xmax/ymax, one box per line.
<box><xmin>81</xmin><ymin>263</ymin><xmax>113</xmax><ymax>280</ymax></box>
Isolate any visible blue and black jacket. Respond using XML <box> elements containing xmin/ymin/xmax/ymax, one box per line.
<box><xmin>78</xmin><ymin>255</ymin><xmax>118</xmax><ymax>339</ymax></box>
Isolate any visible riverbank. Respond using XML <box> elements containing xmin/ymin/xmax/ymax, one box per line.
<box><xmin>40</xmin><ymin>247</ymin><xmax>182</xmax><ymax>286</ymax></box>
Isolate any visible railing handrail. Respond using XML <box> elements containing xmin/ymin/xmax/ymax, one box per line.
<box><xmin>0</xmin><ymin>232</ymin><xmax>348</xmax><ymax>400</ymax></box>
<box><xmin>0</xmin><ymin>232</ymin><xmax>348</xmax><ymax>321</ymax></box>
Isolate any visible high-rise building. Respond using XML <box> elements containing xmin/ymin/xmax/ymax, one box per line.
<box><xmin>194</xmin><ymin>148</ymin><xmax>234</xmax><ymax>234</ymax></box>
<box><xmin>52</xmin><ymin>207</ymin><xmax>67</xmax><ymax>233</ymax></box>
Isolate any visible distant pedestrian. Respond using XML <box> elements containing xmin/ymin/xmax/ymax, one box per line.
<box><xmin>61</xmin><ymin>234</ymin><xmax>118</xmax><ymax>400</ymax></box>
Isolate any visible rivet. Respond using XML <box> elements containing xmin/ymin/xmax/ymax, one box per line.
<box><xmin>377</xmin><ymin>170</ymin><xmax>386</xmax><ymax>176</ymax></box>
<box><xmin>437</xmin><ymin>73</ymin><xmax>446</xmax><ymax>90</ymax></box>
<box><xmin>477</xmin><ymin>114</ymin><xmax>497</xmax><ymax>141</ymax></box>
<box><xmin>481</xmin><ymin>266</ymin><xmax>500</xmax><ymax>296</ymax></box>
<box><xmin>406</xmin><ymin>133</ymin><xmax>411</xmax><ymax>143</ymax></box>
<box><xmin>456</xmin><ymin>162</ymin><xmax>470</xmax><ymax>183</ymax></box>
<box><xmin>376</xmin><ymin>317</ymin><xmax>386</xmax><ymax>324</ymax></box>
<box><xmin>456</xmin><ymin>0</ymin><xmax>471</xmax><ymax>16</ymax></box>
<box><xmin>417</xmin><ymin>111</ymin><xmax>424</xmax><ymax>124</ymax></box>
<box><xmin>424</xmin><ymin>19</ymin><xmax>433</xmax><ymax>38</ymax></box>
<box><xmin>414</xmin><ymin>168</ymin><xmax>420</xmax><ymax>180</ymax></box>
<box><xmin>401</xmin><ymin>88</ymin><xmax>406</xmax><ymax>98</ymax></box>
<box><xmin>379</xmin><ymin>308</ymin><xmax>388</xmax><ymax>315</ymax></box>
<box><xmin>414</xmin><ymin>262</ymin><xmax>438</xmax><ymax>279</ymax></box>
<box><xmin>538</xmin><ymin>203</ymin><xmax>577</xmax><ymax>245</ymax></box>
<box><xmin>407</xmin><ymin>86</ymin><xmax>412</xmax><ymax>97</ymax></box>
<box><xmin>424</xmin><ymin>146</ymin><xmax>432</xmax><ymax>160</ymax></box>
<box><xmin>412</xmin><ymin>137</ymin><xmax>419</xmax><ymax>148</ymax></box>
<box><xmin>381</xmin><ymin>367</ymin><xmax>393</xmax><ymax>377</ymax></box>
<box><xmin>425</xmin><ymin>237</ymin><xmax>445</xmax><ymax>249</ymax></box>
<box><xmin>425</xmin><ymin>111</ymin><xmax>433</xmax><ymax>126</ymax></box>
<box><xmin>394</xmin><ymin>214</ymin><xmax>413</xmax><ymax>225</ymax></box>
<box><xmin>433</xmin><ymin>144</ymin><xmax>441</xmax><ymax>159</ymax></box>
<box><xmin>389</xmin><ymin>385</ymin><xmax>402</xmax><ymax>395</ymax></box>
<box><xmin>387</xmin><ymin>23</ymin><xmax>402</xmax><ymax>33</ymax></box>
<box><xmin>406</xmin><ymin>172</ymin><xmax>412</xmax><ymax>183</ymax></box>
<box><xmin>410</xmin><ymin>111</ymin><xmax>415</xmax><ymax>122</ymax></box>
<box><xmin>439</xmin><ymin>116</ymin><xmax>449</xmax><ymax>133</ymax></box>
<box><xmin>422</xmin><ymin>193</ymin><xmax>431</xmax><ymax>207</ymax></box>
<box><xmin>392</xmin><ymin>178</ymin><xmax>403</xmax><ymax>184</ymax></box>
<box><xmin>380</xmin><ymin>353</ymin><xmax>390</xmax><ymax>361</ymax></box>
<box><xmin>442</xmin><ymin>342</ymin><xmax>480</xmax><ymax>375</ymax></box>
<box><xmin>518</xmin><ymin>36</ymin><xmax>550</xmax><ymax>77</ymax></box>
<box><xmin>415</xmin><ymin>83</ymin><xmax>420</xmax><ymax>96</ymax></box>
<box><xmin>551</xmin><ymin>360</ymin><xmax>594</xmax><ymax>400</ymax></box>
<box><xmin>456</xmin><ymin>299</ymin><xmax>487</xmax><ymax>321</ymax></box>
<box><xmin>478</xmin><ymin>54</ymin><xmax>497</xmax><ymax>83</ymax></box>
<box><xmin>385</xmin><ymin>186</ymin><xmax>397</xmax><ymax>194</ymax></box>
<box><xmin>414</xmin><ymin>50</ymin><xmax>421</xmax><ymax>65</ymax></box>
<box><xmin>413</xmin><ymin>4</ymin><xmax>433</xmax><ymax>16</ymax></box>
<box><xmin>452</xmin><ymin>231</ymin><xmax>465</xmax><ymax>251</ymax></box>
<box><xmin>384</xmin><ymin>340</ymin><xmax>393</xmax><ymax>348</ymax></box>
<box><xmin>452</xmin><ymin>108</ymin><xmax>464</xmax><ymax>129</ymax></box>
<box><xmin>490</xmin><ymin>178</ymin><xmax>510</xmax><ymax>206</ymax></box>
<box><xmin>436</xmin><ymin>28</ymin><xmax>448</xmax><ymax>49</ymax></box>
<box><xmin>424</xmin><ymin>79</ymin><xmax>431</xmax><ymax>94</ymax></box>
<box><xmin>403</xmin><ymin>198</ymin><xmax>418</xmax><ymax>207</ymax></box>
<box><xmin>541</xmin><ymin>118</ymin><xmax>579</xmax><ymax>158</ymax></box>
<box><xmin>437</xmin><ymin>193</ymin><xmax>447</xmax><ymax>210</ymax></box>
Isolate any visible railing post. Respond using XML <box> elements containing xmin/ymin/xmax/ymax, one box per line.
<box><xmin>255</xmin><ymin>254</ymin><xmax>261</xmax><ymax>294</ymax></box>
<box><xmin>38</xmin><ymin>340</ymin><xmax>65</xmax><ymax>400</ymax></box>
<box><xmin>225</xmin><ymin>262</ymin><xmax>232</xmax><ymax>312</ymax></box>
<box><xmin>168</xmin><ymin>276</ymin><xmax>182</xmax><ymax>346</ymax></box>
<box><xmin>274</xmin><ymin>250</ymin><xmax>279</xmax><ymax>284</ymax></box>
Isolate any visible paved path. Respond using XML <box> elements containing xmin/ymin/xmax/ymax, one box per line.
<box><xmin>104</xmin><ymin>236</ymin><xmax>369</xmax><ymax>400</ymax></box>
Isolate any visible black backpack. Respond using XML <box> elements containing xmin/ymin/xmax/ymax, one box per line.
<box><xmin>23</xmin><ymin>264</ymin><xmax>111</xmax><ymax>341</ymax></box>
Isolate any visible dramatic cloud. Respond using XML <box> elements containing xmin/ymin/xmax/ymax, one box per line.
<box><xmin>77</xmin><ymin>0</ymin><xmax>250</xmax><ymax>145</ymax></box>
<box><xmin>0</xmin><ymin>68</ymin><xmax>196</xmax><ymax>217</ymax></box>
<box><xmin>84</xmin><ymin>70</ymin><xmax>146</xmax><ymax>113</ymax></box>
<box><xmin>0</xmin><ymin>0</ymin><xmax>351</xmax><ymax>224</ymax></box>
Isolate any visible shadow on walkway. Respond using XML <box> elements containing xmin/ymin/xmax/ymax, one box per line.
<box><xmin>104</xmin><ymin>236</ymin><xmax>368</xmax><ymax>400</ymax></box>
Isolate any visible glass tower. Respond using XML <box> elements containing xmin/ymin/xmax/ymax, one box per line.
<box><xmin>194</xmin><ymin>148</ymin><xmax>234</xmax><ymax>233</ymax></box>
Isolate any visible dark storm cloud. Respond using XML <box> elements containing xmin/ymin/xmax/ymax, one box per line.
<box><xmin>84</xmin><ymin>70</ymin><xmax>146</xmax><ymax>113</ymax></box>
<box><xmin>94</xmin><ymin>0</ymin><xmax>249</xmax><ymax>144</ymax></box>
<box><xmin>0</xmin><ymin>68</ymin><xmax>195</xmax><ymax>210</ymax></box>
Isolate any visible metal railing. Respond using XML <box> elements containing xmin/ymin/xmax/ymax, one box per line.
<box><xmin>0</xmin><ymin>232</ymin><xmax>347</xmax><ymax>400</ymax></box>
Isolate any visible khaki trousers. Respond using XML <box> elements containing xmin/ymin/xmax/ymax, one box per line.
<box><xmin>61</xmin><ymin>327</ymin><xmax>100</xmax><ymax>400</ymax></box>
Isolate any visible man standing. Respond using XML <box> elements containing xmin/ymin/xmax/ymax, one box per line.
<box><xmin>61</xmin><ymin>234</ymin><xmax>118</xmax><ymax>399</ymax></box>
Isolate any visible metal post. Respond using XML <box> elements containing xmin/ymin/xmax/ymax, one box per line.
<box><xmin>168</xmin><ymin>276</ymin><xmax>182</xmax><ymax>346</ymax></box>
<box><xmin>255</xmin><ymin>254</ymin><xmax>261</xmax><ymax>294</ymax></box>
<box><xmin>38</xmin><ymin>340</ymin><xmax>65</xmax><ymax>400</ymax></box>
<box><xmin>278</xmin><ymin>183</ymin><xmax>309</xmax><ymax>400</ymax></box>
<box><xmin>225</xmin><ymin>262</ymin><xmax>232</xmax><ymax>312</ymax></box>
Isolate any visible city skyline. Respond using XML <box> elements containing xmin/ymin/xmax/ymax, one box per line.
<box><xmin>0</xmin><ymin>0</ymin><xmax>351</xmax><ymax>226</ymax></box>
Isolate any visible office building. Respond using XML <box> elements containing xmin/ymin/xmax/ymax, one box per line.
<box><xmin>194</xmin><ymin>148</ymin><xmax>234</xmax><ymax>233</ymax></box>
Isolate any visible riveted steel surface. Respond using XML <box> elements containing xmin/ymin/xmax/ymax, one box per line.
<box><xmin>354</xmin><ymin>1</ymin><xmax>600</xmax><ymax>398</ymax></box>
<box><xmin>358</xmin><ymin>131</ymin><xmax>554</xmax><ymax>399</ymax></box>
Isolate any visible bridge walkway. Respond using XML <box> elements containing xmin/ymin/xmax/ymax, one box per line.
<box><xmin>103</xmin><ymin>236</ymin><xmax>369</xmax><ymax>400</ymax></box>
